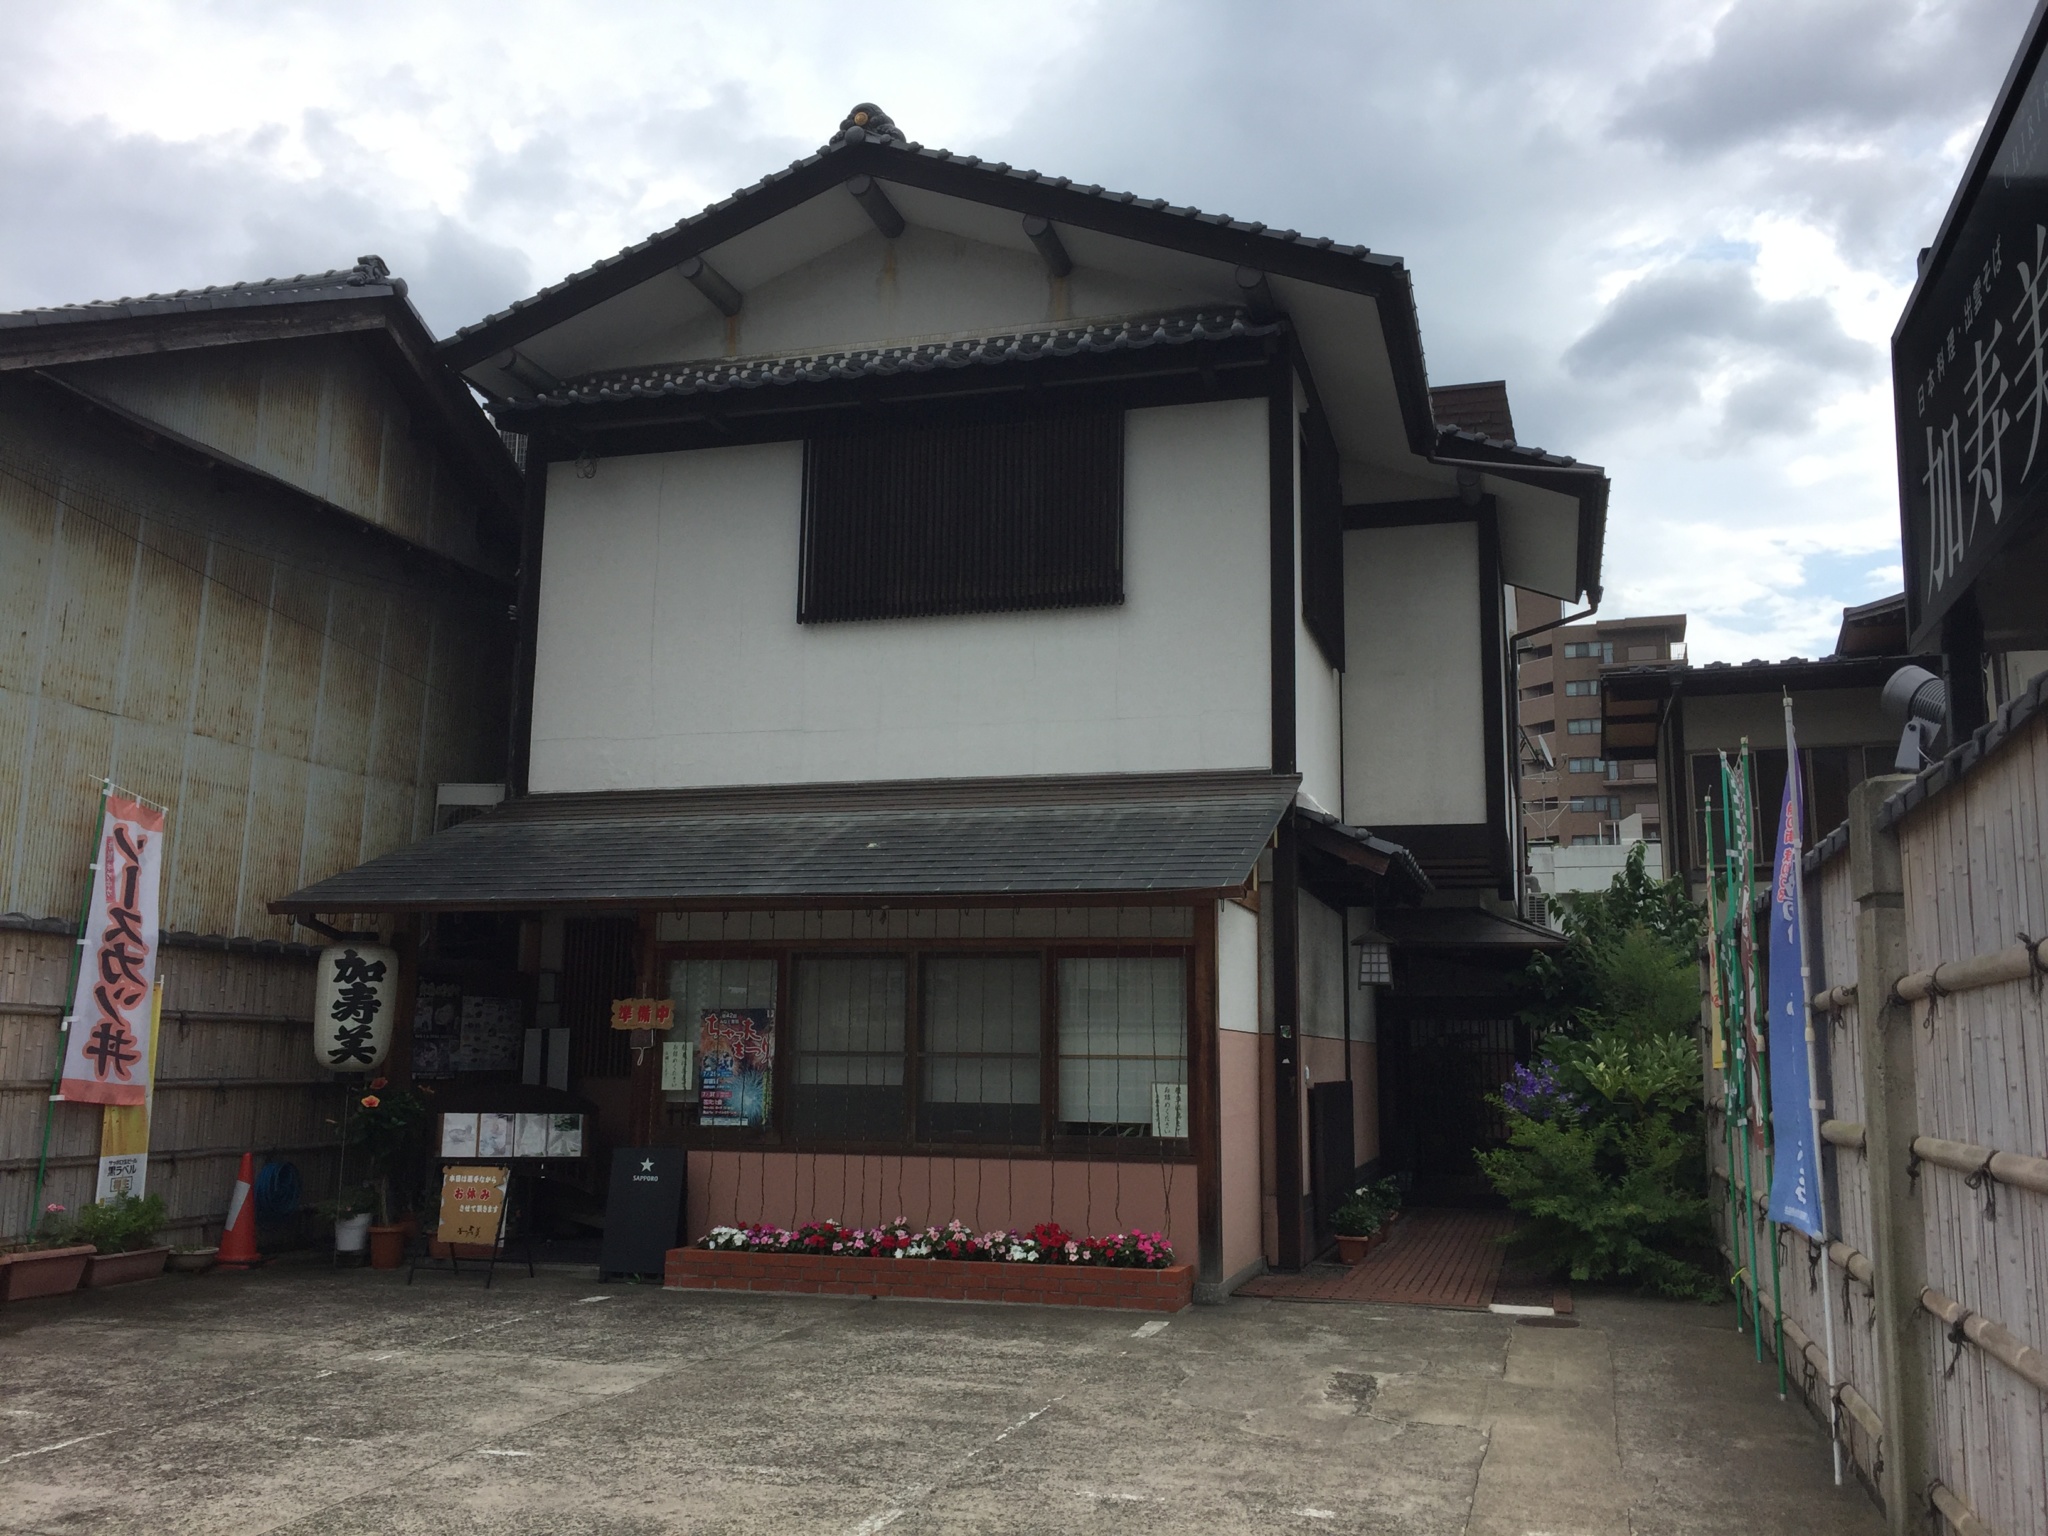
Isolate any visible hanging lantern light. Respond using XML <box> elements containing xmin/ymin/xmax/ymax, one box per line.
<box><xmin>1353</xmin><ymin>927</ymin><xmax>1393</xmax><ymax>989</ymax></box>
<box><xmin>313</xmin><ymin>943</ymin><xmax>399</xmax><ymax>1072</ymax></box>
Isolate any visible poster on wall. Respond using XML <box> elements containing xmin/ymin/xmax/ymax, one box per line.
<box><xmin>456</xmin><ymin>996</ymin><xmax>522</xmax><ymax>1071</ymax></box>
<box><xmin>477</xmin><ymin>1111</ymin><xmax>516</xmax><ymax>1158</ymax></box>
<box><xmin>545</xmin><ymin>1114</ymin><xmax>584</xmax><ymax>1157</ymax></box>
<box><xmin>58</xmin><ymin>792</ymin><xmax>165</xmax><ymax>1106</ymax></box>
<box><xmin>412</xmin><ymin>982</ymin><xmax>463</xmax><ymax>1076</ymax></box>
<box><xmin>698</xmin><ymin>1008</ymin><xmax>774</xmax><ymax>1127</ymax></box>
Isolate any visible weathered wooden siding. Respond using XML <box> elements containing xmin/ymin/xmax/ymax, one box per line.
<box><xmin>52</xmin><ymin>335</ymin><xmax>512</xmax><ymax>577</ymax></box>
<box><xmin>1732</xmin><ymin>706</ymin><xmax>2048</xmax><ymax>1533</ymax></box>
<box><xmin>1895</xmin><ymin>708</ymin><xmax>2048</xmax><ymax>1536</ymax></box>
<box><xmin>1</xmin><ymin>926</ymin><xmax>343</xmax><ymax>1244</ymax></box>
<box><xmin>0</xmin><ymin>376</ymin><xmax>509</xmax><ymax>941</ymax></box>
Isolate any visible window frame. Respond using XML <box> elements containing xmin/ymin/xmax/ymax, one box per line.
<box><xmin>651</xmin><ymin>932</ymin><xmax>1196</xmax><ymax>1163</ymax></box>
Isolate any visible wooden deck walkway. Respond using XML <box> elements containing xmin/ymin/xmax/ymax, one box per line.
<box><xmin>1237</xmin><ymin>1208</ymin><xmax>1520</xmax><ymax>1309</ymax></box>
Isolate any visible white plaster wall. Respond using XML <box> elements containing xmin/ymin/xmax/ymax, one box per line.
<box><xmin>1217</xmin><ymin>900</ymin><xmax>1260</xmax><ymax>1034</ymax></box>
<box><xmin>1340</xmin><ymin>523</ymin><xmax>1487</xmax><ymax>825</ymax></box>
<box><xmin>1293</xmin><ymin>406</ymin><xmax>1344</xmax><ymax>816</ymax></box>
<box><xmin>528</xmin><ymin>398</ymin><xmax>1272</xmax><ymax>791</ymax></box>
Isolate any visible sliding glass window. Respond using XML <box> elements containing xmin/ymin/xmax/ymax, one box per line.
<box><xmin>919</xmin><ymin>956</ymin><xmax>1042</xmax><ymax>1144</ymax></box>
<box><xmin>792</xmin><ymin>956</ymin><xmax>907</xmax><ymax>1140</ymax></box>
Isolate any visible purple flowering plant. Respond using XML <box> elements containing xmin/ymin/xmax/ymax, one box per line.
<box><xmin>1499</xmin><ymin>1062</ymin><xmax>1584</xmax><ymax>1122</ymax></box>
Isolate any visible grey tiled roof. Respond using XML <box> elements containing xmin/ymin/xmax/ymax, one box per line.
<box><xmin>517</xmin><ymin>308</ymin><xmax>1282</xmax><ymax>408</ymax></box>
<box><xmin>272</xmin><ymin>770</ymin><xmax>1305</xmax><ymax>913</ymax></box>
<box><xmin>441</xmin><ymin>114</ymin><xmax>1401</xmax><ymax>354</ymax></box>
<box><xmin>0</xmin><ymin>256</ymin><xmax>403</xmax><ymax>330</ymax></box>
<box><xmin>1432</xmin><ymin>424</ymin><xmax>1590</xmax><ymax>471</ymax></box>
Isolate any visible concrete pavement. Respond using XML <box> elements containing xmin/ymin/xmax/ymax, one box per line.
<box><xmin>0</xmin><ymin>1262</ymin><xmax>1883</xmax><ymax>1535</ymax></box>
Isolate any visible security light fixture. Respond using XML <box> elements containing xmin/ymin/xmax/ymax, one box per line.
<box><xmin>1882</xmin><ymin>665</ymin><xmax>1948</xmax><ymax>772</ymax></box>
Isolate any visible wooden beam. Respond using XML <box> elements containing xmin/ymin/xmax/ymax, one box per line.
<box><xmin>1022</xmin><ymin>215</ymin><xmax>1072</xmax><ymax>278</ymax></box>
<box><xmin>1235</xmin><ymin>265</ymin><xmax>1277</xmax><ymax>320</ymax></box>
<box><xmin>1343</xmin><ymin>497</ymin><xmax>1480</xmax><ymax>529</ymax></box>
<box><xmin>677</xmin><ymin>255</ymin><xmax>742</xmax><ymax>317</ymax></box>
<box><xmin>846</xmin><ymin>174</ymin><xmax>905</xmax><ymax>237</ymax></box>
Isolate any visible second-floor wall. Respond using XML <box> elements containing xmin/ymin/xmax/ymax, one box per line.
<box><xmin>528</xmin><ymin>397</ymin><xmax>1277</xmax><ymax>793</ymax></box>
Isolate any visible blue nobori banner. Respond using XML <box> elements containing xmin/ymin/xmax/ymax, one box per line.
<box><xmin>1766</xmin><ymin>707</ymin><xmax>1823</xmax><ymax>1239</ymax></box>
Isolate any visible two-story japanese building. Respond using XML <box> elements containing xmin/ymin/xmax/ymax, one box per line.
<box><xmin>276</xmin><ymin>105</ymin><xmax>1603</xmax><ymax>1290</ymax></box>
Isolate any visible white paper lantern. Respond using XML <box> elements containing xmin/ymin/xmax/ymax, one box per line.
<box><xmin>313</xmin><ymin>943</ymin><xmax>399</xmax><ymax>1073</ymax></box>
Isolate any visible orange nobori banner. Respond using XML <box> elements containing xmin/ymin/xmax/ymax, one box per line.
<box><xmin>59</xmin><ymin>793</ymin><xmax>166</xmax><ymax>1107</ymax></box>
<box><xmin>609</xmin><ymin>997</ymin><xmax>674</xmax><ymax>1031</ymax></box>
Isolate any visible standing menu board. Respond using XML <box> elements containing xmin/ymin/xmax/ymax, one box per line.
<box><xmin>436</xmin><ymin>1165</ymin><xmax>510</xmax><ymax>1247</ymax></box>
<box><xmin>699</xmin><ymin>1008</ymin><xmax>774</xmax><ymax>1127</ymax></box>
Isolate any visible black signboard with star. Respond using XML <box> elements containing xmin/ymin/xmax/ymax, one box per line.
<box><xmin>1896</xmin><ymin>4</ymin><xmax>2048</xmax><ymax>653</ymax></box>
<box><xmin>600</xmin><ymin>1146</ymin><xmax>688</xmax><ymax>1279</ymax></box>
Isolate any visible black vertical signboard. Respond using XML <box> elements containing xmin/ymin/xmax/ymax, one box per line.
<box><xmin>600</xmin><ymin>1147</ymin><xmax>687</xmax><ymax>1280</ymax></box>
<box><xmin>1896</xmin><ymin>6</ymin><xmax>2048</xmax><ymax>655</ymax></box>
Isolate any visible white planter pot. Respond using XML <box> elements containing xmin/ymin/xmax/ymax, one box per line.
<box><xmin>334</xmin><ymin>1213</ymin><xmax>373</xmax><ymax>1253</ymax></box>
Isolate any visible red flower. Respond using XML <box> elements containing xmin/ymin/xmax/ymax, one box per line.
<box><xmin>369</xmin><ymin>1077</ymin><xmax>389</xmax><ymax>1090</ymax></box>
<box><xmin>360</xmin><ymin>1094</ymin><xmax>381</xmax><ymax>1109</ymax></box>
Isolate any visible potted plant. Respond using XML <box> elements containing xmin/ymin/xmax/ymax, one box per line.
<box><xmin>318</xmin><ymin>1185</ymin><xmax>378</xmax><ymax>1256</ymax></box>
<box><xmin>0</xmin><ymin>1204</ymin><xmax>97</xmax><ymax>1301</ymax></box>
<box><xmin>343</xmin><ymin>1079</ymin><xmax>433</xmax><ymax>1270</ymax></box>
<box><xmin>75</xmin><ymin>1194</ymin><xmax>171</xmax><ymax>1287</ymax></box>
<box><xmin>1332</xmin><ymin>1178</ymin><xmax>1403</xmax><ymax>1264</ymax></box>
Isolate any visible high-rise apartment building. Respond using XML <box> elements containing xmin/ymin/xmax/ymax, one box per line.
<box><xmin>1512</xmin><ymin>593</ymin><xmax>1684</xmax><ymax>909</ymax></box>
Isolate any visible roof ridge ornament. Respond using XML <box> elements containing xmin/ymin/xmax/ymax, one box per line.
<box><xmin>837</xmin><ymin>103</ymin><xmax>904</xmax><ymax>145</ymax></box>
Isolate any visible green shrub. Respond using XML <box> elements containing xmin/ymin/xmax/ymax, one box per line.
<box><xmin>1484</xmin><ymin>847</ymin><xmax>1718</xmax><ymax>1298</ymax></box>
<box><xmin>70</xmin><ymin>1193</ymin><xmax>168</xmax><ymax>1255</ymax></box>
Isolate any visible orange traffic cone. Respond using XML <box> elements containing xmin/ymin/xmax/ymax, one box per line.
<box><xmin>217</xmin><ymin>1152</ymin><xmax>262</xmax><ymax>1270</ymax></box>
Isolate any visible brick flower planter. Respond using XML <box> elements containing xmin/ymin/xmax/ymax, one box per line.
<box><xmin>666</xmin><ymin>1248</ymin><xmax>1193</xmax><ymax>1312</ymax></box>
<box><xmin>84</xmin><ymin>1247</ymin><xmax>171</xmax><ymax>1288</ymax></box>
<box><xmin>0</xmin><ymin>1245</ymin><xmax>95</xmax><ymax>1301</ymax></box>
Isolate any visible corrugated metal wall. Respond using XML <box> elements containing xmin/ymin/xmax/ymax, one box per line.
<box><xmin>0</xmin><ymin>375</ymin><xmax>510</xmax><ymax>941</ymax></box>
<box><xmin>55</xmin><ymin>336</ymin><xmax>512</xmax><ymax>578</ymax></box>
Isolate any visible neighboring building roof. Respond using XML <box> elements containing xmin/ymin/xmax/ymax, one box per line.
<box><xmin>511</xmin><ymin>308</ymin><xmax>1281</xmax><ymax>410</ymax></box>
<box><xmin>0</xmin><ymin>256</ymin><xmax>523</xmax><ymax>532</ymax></box>
<box><xmin>1834</xmin><ymin>592</ymin><xmax>1908</xmax><ymax>657</ymax></box>
<box><xmin>1602</xmin><ymin>653</ymin><xmax>1932</xmax><ymax>702</ymax></box>
<box><xmin>1429</xmin><ymin>380</ymin><xmax>1514</xmax><ymax>444</ymax></box>
<box><xmin>271</xmin><ymin>770</ymin><xmax>1306</xmax><ymax>913</ymax></box>
<box><xmin>0</xmin><ymin>258</ymin><xmax>408</xmax><ymax>330</ymax></box>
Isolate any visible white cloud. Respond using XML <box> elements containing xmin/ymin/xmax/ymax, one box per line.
<box><xmin>0</xmin><ymin>0</ymin><xmax>2032</xmax><ymax>662</ymax></box>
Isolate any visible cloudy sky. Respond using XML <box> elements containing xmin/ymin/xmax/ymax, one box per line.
<box><xmin>1</xmin><ymin>0</ymin><xmax>2032</xmax><ymax>662</ymax></box>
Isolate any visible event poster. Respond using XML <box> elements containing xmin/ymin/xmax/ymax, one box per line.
<box><xmin>412</xmin><ymin>982</ymin><xmax>463</xmax><ymax>1076</ymax></box>
<box><xmin>457</xmin><ymin>996</ymin><xmax>523</xmax><ymax>1071</ymax></box>
<box><xmin>545</xmin><ymin>1114</ymin><xmax>584</xmax><ymax>1157</ymax></box>
<box><xmin>513</xmin><ymin>1113</ymin><xmax>550</xmax><ymax>1159</ymax></box>
<box><xmin>698</xmin><ymin>1008</ymin><xmax>774</xmax><ymax>1127</ymax></box>
<box><xmin>477</xmin><ymin>1111</ymin><xmax>516</xmax><ymax>1158</ymax></box>
<box><xmin>59</xmin><ymin>792</ymin><xmax>165</xmax><ymax>1106</ymax></box>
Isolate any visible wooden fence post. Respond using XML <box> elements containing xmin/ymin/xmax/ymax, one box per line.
<box><xmin>1847</xmin><ymin>774</ymin><xmax>1929</xmax><ymax>1533</ymax></box>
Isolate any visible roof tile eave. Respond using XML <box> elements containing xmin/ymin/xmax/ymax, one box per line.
<box><xmin>440</xmin><ymin>133</ymin><xmax>1410</xmax><ymax>354</ymax></box>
